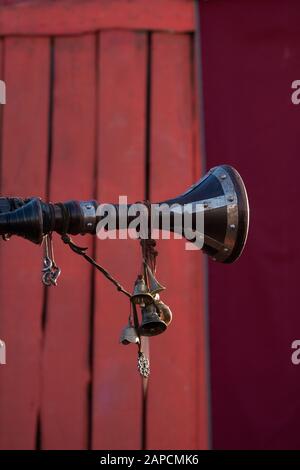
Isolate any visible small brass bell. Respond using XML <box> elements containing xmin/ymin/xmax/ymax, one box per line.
<box><xmin>131</xmin><ymin>275</ymin><xmax>154</xmax><ymax>306</ymax></box>
<box><xmin>155</xmin><ymin>300</ymin><xmax>173</xmax><ymax>326</ymax></box>
<box><xmin>119</xmin><ymin>324</ymin><xmax>140</xmax><ymax>345</ymax></box>
<box><xmin>139</xmin><ymin>303</ymin><xmax>167</xmax><ymax>337</ymax></box>
<box><xmin>145</xmin><ymin>263</ymin><xmax>166</xmax><ymax>295</ymax></box>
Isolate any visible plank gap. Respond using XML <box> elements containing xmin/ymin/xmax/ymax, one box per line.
<box><xmin>46</xmin><ymin>37</ymin><xmax>55</xmax><ymax>202</ymax></box>
<box><xmin>87</xmin><ymin>32</ymin><xmax>100</xmax><ymax>450</ymax></box>
<box><xmin>35</xmin><ymin>412</ymin><xmax>42</xmax><ymax>450</ymax></box>
<box><xmin>41</xmin><ymin>38</ymin><xmax>55</xmax><ymax>334</ymax></box>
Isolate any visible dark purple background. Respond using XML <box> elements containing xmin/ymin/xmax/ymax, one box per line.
<box><xmin>200</xmin><ymin>0</ymin><xmax>300</xmax><ymax>449</ymax></box>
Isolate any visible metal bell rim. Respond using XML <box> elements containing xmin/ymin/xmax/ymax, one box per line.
<box><xmin>139</xmin><ymin>320</ymin><xmax>167</xmax><ymax>337</ymax></box>
<box><xmin>119</xmin><ymin>325</ymin><xmax>140</xmax><ymax>345</ymax></box>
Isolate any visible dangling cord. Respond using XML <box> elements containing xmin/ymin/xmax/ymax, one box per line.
<box><xmin>57</xmin><ymin>202</ymin><xmax>130</xmax><ymax>298</ymax></box>
<box><xmin>61</xmin><ymin>234</ymin><xmax>131</xmax><ymax>299</ymax></box>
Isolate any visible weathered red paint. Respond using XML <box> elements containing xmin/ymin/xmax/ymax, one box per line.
<box><xmin>92</xmin><ymin>31</ymin><xmax>147</xmax><ymax>450</ymax></box>
<box><xmin>147</xmin><ymin>33</ymin><xmax>208</xmax><ymax>450</ymax></box>
<box><xmin>0</xmin><ymin>0</ymin><xmax>208</xmax><ymax>450</ymax></box>
<box><xmin>41</xmin><ymin>34</ymin><xmax>96</xmax><ymax>450</ymax></box>
<box><xmin>0</xmin><ymin>37</ymin><xmax>49</xmax><ymax>449</ymax></box>
<box><xmin>0</xmin><ymin>0</ymin><xmax>195</xmax><ymax>36</ymax></box>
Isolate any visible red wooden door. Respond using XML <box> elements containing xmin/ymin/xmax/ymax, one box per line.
<box><xmin>0</xmin><ymin>0</ymin><xmax>209</xmax><ymax>450</ymax></box>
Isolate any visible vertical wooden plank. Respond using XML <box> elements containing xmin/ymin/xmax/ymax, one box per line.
<box><xmin>92</xmin><ymin>31</ymin><xmax>146</xmax><ymax>450</ymax></box>
<box><xmin>147</xmin><ymin>33</ymin><xmax>209</xmax><ymax>449</ymax></box>
<box><xmin>41</xmin><ymin>35</ymin><xmax>96</xmax><ymax>449</ymax></box>
<box><xmin>0</xmin><ymin>37</ymin><xmax>49</xmax><ymax>449</ymax></box>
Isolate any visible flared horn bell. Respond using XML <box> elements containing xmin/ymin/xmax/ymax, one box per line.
<box><xmin>119</xmin><ymin>324</ymin><xmax>139</xmax><ymax>345</ymax></box>
<box><xmin>0</xmin><ymin>165</ymin><xmax>249</xmax><ymax>265</ymax></box>
<box><xmin>159</xmin><ymin>165</ymin><xmax>249</xmax><ymax>263</ymax></box>
<box><xmin>139</xmin><ymin>303</ymin><xmax>167</xmax><ymax>337</ymax></box>
<box><xmin>145</xmin><ymin>264</ymin><xmax>166</xmax><ymax>295</ymax></box>
<box><xmin>131</xmin><ymin>275</ymin><xmax>154</xmax><ymax>306</ymax></box>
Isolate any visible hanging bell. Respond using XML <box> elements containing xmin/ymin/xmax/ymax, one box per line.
<box><xmin>145</xmin><ymin>263</ymin><xmax>166</xmax><ymax>295</ymax></box>
<box><xmin>119</xmin><ymin>324</ymin><xmax>140</xmax><ymax>345</ymax></box>
<box><xmin>139</xmin><ymin>303</ymin><xmax>167</xmax><ymax>337</ymax></box>
<box><xmin>155</xmin><ymin>300</ymin><xmax>173</xmax><ymax>326</ymax></box>
<box><xmin>131</xmin><ymin>275</ymin><xmax>154</xmax><ymax>306</ymax></box>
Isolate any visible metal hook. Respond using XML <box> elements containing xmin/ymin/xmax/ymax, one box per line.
<box><xmin>49</xmin><ymin>266</ymin><xmax>61</xmax><ymax>286</ymax></box>
<box><xmin>42</xmin><ymin>256</ymin><xmax>53</xmax><ymax>272</ymax></box>
<box><xmin>42</xmin><ymin>234</ymin><xmax>61</xmax><ymax>287</ymax></box>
